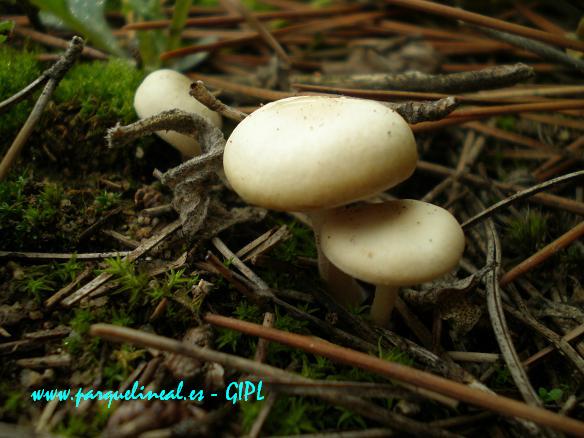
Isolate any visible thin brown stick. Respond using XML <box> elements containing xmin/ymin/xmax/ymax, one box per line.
<box><xmin>417</xmin><ymin>161</ymin><xmax>584</xmax><ymax>216</ymax></box>
<box><xmin>520</xmin><ymin>113</ymin><xmax>584</xmax><ymax>131</ymax></box>
<box><xmin>448</xmin><ymin>100</ymin><xmax>584</xmax><ymax>119</ymax></box>
<box><xmin>384</xmin><ymin>0</ymin><xmax>584</xmax><ymax>52</ymax></box>
<box><xmin>160</xmin><ymin>12</ymin><xmax>383</xmax><ymax>60</ymax></box>
<box><xmin>533</xmin><ymin>137</ymin><xmax>584</xmax><ymax>180</ymax></box>
<box><xmin>462</xmin><ymin>170</ymin><xmax>584</xmax><ymax>228</ymax></box>
<box><xmin>203</xmin><ymin>314</ymin><xmax>584</xmax><ymax>436</ymax></box>
<box><xmin>211</xmin><ymin>237</ymin><xmax>269</xmax><ymax>290</ymax></box>
<box><xmin>190</xmin><ymin>73</ymin><xmax>293</xmax><ymax>101</ymax></box>
<box><xmin>523</xmin><ymin>323</ymin><xmax>584</xmax><ymax>368</ymax></box>
<box><xmin>0</xmin><ymin>36</ymin><xmax>84</xmax><ymax>181</ymax></box>
<box><xmin>12</xmin><ymin>27</ymin><xmax>107</xmax><ymax>60</ymax></box>
<box><xmin>45</xmin><ymin>265</ymin><xmax>93</xmax><ymax>308</ymax></box>
<box><xmin>123</xmin><ymin>4</ymin><xmax>363</xmax><ymax>30</ymax></box>
<box><xmin>235</xmin><ymin>227</ymin><xmax>278</xmax><ymax>259</ymax></box>
<box><xmin>292</xmin><ymin>83</ymin><xmax>552</xmax><ymax>105</ymax></box>
<box><xmin>467</xmin><ymin>84</ymin><xmax>584</xmax><ymax>100</ymax></box>
<box><xmin>223</xmin><ymin>0</ymin><xmax>291</xmax><ymax>67</ymax></box>
<box><xmin>371</xmin><ymin>19</ymin><xmax>487</xmax><ymax>42</ymax></box>
<box><xmin>515</xmin><ymin>3</ymin><xmax>566</xmax><ymax>35</ymax></box>
<box><xmin>504</xmin><ymin>292</ymin><xmax>584</xmax><ymax>377</ymax></box>
<box><xmin>500</xmin><ymin>221</ymin><xmax>584</xmax><ymax>287</ymax></box>
<box><xmin>464</xmin><ymin>121</ymin><xmax>556</xmax><ymax>153</ymax></box>
<box><xmin>90</xmin><ymin>324</ymin><xmax>455</xmax><ymax>437</ymax></box>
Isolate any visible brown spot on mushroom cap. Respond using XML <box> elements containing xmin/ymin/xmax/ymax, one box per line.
<box><xmin>320</xmin><ymin>200</ymin><xmax>465</xmax><ymax>286</ymax></box>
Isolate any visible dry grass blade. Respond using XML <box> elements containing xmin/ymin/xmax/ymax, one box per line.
<box><xmin>203</xmin><ymin>314</ymin><xmax>584</xmax><ymax>436</ymax></box>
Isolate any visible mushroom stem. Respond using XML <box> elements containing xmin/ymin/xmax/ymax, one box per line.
<box><xmin>370</xmin><ymin>285</ymin><xmax>399</xmax><ymax>327</ymax></box>
<box><xmin>308</xmin><ymin>211</ymin><xmax>364</xmax><ymax>308</ymax></box>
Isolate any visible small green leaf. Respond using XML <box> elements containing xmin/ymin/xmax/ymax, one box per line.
<box><xmin>548</xmin><ymin>388</ymin><xmax>563</xmax><ymax>402</ymax></box>
<box><xmin>0</xmin><ymin>20</ymin><xmax>14</xmax><ymax>44</ymax></box>
<box><xmin>31</xmin><ymin>0</ymin><xmax>124</xmax><ymax>56</ymax></box>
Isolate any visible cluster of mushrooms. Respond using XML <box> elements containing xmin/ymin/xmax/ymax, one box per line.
<box><xmin>134</xmin><ymin>70</ymin><xmax>466</xmax><ymax>327</ymax></box>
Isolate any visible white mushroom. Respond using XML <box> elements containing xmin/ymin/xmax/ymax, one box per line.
<box><xmin>320</xmin><ymin>200</ymin><xmax>465</xmax><ymax>326</ymax></box>
<box><xmin>134</xmin><ymin>69</ymin><xmax>222</xmax><ymax>157</ymax></box>
<box><xmin>223</xmin><ymin>95</ymin><xmax>418</xmax><ymax>307</ymax></box>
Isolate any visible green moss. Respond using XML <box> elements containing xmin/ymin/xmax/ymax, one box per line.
<box><xmin>54</xmin><ymin>58</ymin><xmax>143</xmax><ymax>124</ymax></box>
<box><xmin>0</xmin><ymin>46</ymin><xmax>41</xmax><ymax>145</ymax></box>
<box><xmin>0</xmin><ymin>172</ymin><xmax>77</xmax><ymax>250</ymax></box>
<box><xmin>14</xmin><ymin>258</ymin><xmax>84</xmax><ymax>303</ymax></box>
<box><xmin>54</xmin><ymin>405</ymin><xmax>110</xmax><ymax>438</ymax></box>
<box><xmin>495</xmin><ymin>115</ymin><xmax>517</xmax><ymax>132</ymax></box>
<box><xmin>505</xmin><ymin>209</ymin><xmax>549</xmax><ymax>257</ymax></box>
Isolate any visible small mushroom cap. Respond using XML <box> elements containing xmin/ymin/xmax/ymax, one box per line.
<box><xmin>134</xmin><ymin>69</ymin><xmax>222</xmax><ymax>157</ymax></box>
<box><xmin>223</xmin><ymin>96</ymin><xmax>417</xmax><ymax>211</ymax></box>
<box><xmin>320</xmin><ymin>200</ymin><xmax>465</xmax><ymax>286</ymax></box>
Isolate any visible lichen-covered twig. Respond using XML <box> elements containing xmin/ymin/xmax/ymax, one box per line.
<box><xmin>291</xmin><ymin>64</ymin><xmax>534</xmax><ymax>93</ymax></box>
<box><xmin>384</xmin><ymin>97</ymin><xmax>459</xmax><ymax>124</ymax></box>
<box><xmin>107</xmin><ymin>109</ymin><xmax>225</xmax><ymax>235</ymax></box>
<box><xmin>0</xmin><ymin>36</ymin><xmax>84</xmax><ymax>181</ymax></box>
<box><xmin>107</xmin><ymin>109</ymin><xmax>264</xmax><ymax>238</ymax></box>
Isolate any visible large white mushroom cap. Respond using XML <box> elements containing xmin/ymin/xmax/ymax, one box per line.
<box><xmin>223</xmin><ymin>96</ymin><xmax>417</xmax><ymax>211</ymax></box>
<box><xmin>320</xmin><ymin>200</ymin><xmax>465</xmax><ymax>286</ymax></box>
<box><xmin>134</xmin><ymin>69</ymin><xmax>222</xmax><ymax>157</ymax></box>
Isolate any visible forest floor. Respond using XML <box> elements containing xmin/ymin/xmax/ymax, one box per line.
<box><xmin>0</xmin><ymin>1</ymin><xmax>583</xmax><ymax>437</ymax></box>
